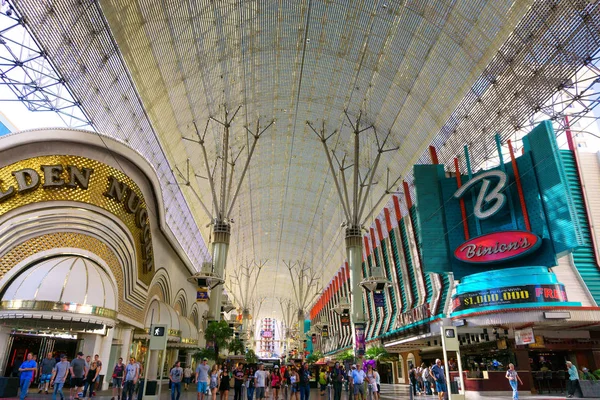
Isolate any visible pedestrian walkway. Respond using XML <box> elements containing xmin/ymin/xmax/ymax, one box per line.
<box><xmin>7</xmin><ymin>384</ymin><xmax>600</xmax><ymax>400</ymax></box>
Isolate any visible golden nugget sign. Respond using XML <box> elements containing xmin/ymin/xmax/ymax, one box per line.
<box><xmin>0</xmin><ymin>156</ymin><xmax>155</xmax><ymax>280</ymax></box>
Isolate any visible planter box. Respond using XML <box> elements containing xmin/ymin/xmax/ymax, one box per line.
<box><xmin>580</xmin><ymin>380</ymin><xmax>600</xmax><ymax>398</ymax></box>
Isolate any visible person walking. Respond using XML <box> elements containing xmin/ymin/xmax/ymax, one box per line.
<box><xmin>289</xmin><ymin>367</ymin><xmax>299</xmax><ymax>400</ymax></box>
<box><xmin>184</xmin><ymin>365</ymin><xmax>194</xmax><ymax>391</ymax></box>
<box><xmin>350</xmin><ymin>365</ymin><xmax>365</xmax><ymax>400</ymax></box>
<box><xmin>366</xmin><ymin>365</ymin><xmax>378</xmax><ymax>400</ymax></box>
<box><xmin>39</xmin><ymin>352</ymin><xmax>56</xmax><ymax>394</ymax></box>
<box><xmin>50</xmin><ymin>355</ymin><xmax>70</xmax><ymax>400</ymax></box>
<box><xmin>255</xmin><ymin>363</ymin><xmax>269</xmax><ymax>400</ymax></box>
<box><xmin>505</xmin><ymin>363</ymin><xmax>523</xmax><ymax>400</ymax></box>
<box><xmin>83</xmin><ymin>361</ymin><xmax>99</xmax><ymax>400</ymax></box>
<box><xmin>219</xmin><ymin>366</ymin><xmax>231</xmax><ymax>400</ymax></box>
<box><xmin>170</xmin><ymin>361</ymin><xmax>184</xmax><ymax>400</ymax></box>
<box><xmin>111</xmin><ymin>358</ymin><xmax>125</xmax><ymax>400</ymax></box>
<box><xmin>430</xmin><ymin>359</ymin><xmax>446</xmax><ymax>400</ymax></box>
<box><xmin>421</xmin><ymin>364</ymin><xmax>432</xmax><ymax>395</ymax></box>
<box><xmin>19</xmin><ymin>353</ymin><xmax>38</xmax><ymax>400</ymax></box>
<box><xmin>195</xmin><ymin>358</ymin><xmax>211</xmax><ymax>400</ymax></box>
<box><xmin>209</xmin><ymin>365</ymin><xmax>220</xmax><ymax>400</ymax></box>
<box><xmin>122</xmin><ymin>357</ymin><xmax>140</xmax><ymax>400</ymax></box>
<box><xmin>70</xmin><ymin>352</ymin><xmax>87</xmax><ymax>400</ymax></box>
<box><xmin>567</xmin><ymin>361</ymin><xmax>581</xmax><ymax>398</ymax></box>
<box><xmin>299</xmin><ymin>363</ymin><xmax>312</xmax><ymax>400</ymax></box>
<box><xmin>330</xmin><ymin>362</ymin><xmax>344</xmax><ymax>400</ymax></box>
<box><xmin>92</xmin><ymin>355</ymin><xmax>103</xmax><ymax>396</ymax></box>
<box><xmin>233</xmin><ymin>363</ymin><xmax>245</xmax><ymax>400</ymax></box>
<box><xmin>246</xmin><ymin>367</ymin><xmax>256</xmax><ymax>400</ymax></box>
<box><xmin>271</xmin><ymin>365</ymin><xmax>282</xmax><ymax>400</ymax></box>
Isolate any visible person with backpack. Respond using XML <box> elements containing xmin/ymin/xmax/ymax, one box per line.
<box><xmin>331</xmin><ymin>362</ymin><xmax>344</xmax><ymax>400</ymax></box>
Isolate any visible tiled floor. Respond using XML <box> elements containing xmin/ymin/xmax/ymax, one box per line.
<box><xmin>5</xmin><ymin>384</ymin><xmax>595</xmax><ymax>400</ymax></box>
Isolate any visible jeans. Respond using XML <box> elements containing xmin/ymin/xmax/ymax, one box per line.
<box><xmin>20</xmin><ymin>378</ymin><xmax>32</xmax><ymax>400</ymax></box>
<box><xmin>171</xmin><ymin>382</ymin><xmax>181</xmax><ymax>400</ymax></box>
<box><xmin>247</xmin><ymin>387</ymin><xmax>255</xmax><ymax>400</ymax></box>
<box><xmin>509</xmin><ymin>379</ymin><xmax>518</xmax><ymax>400</ymax></box>
<box><xmin>333</xmin><ymin>382</ymin><xmax>342</xmax><ymax>400</ymax></box>
<box><xmin>299</xmin><ymin>384</ymin><xmax>310</xmax><ymax>400</ymax></box>
<box><xmin>53</xmin><ymin>382</ymin><xmax>65</xmax><ymax>400</ymax></box>
<box><xmin>424</xmin><ymin>381</ymin><xmax>432</xmax><ymax>395</ymax></box>
<box><xmin>83</xmin><ymin>380</ymin><xmax>94</xmax><ymax>398</ymax></box>
<box><xmin>122</xmin><ymin>380</ymin><xmax>136</xmax><ymax>400</ymax></box>
<box><xmin>234</xmin><ymin>384</ymin><xmax>243</xmax><ymax>400</ymax></box>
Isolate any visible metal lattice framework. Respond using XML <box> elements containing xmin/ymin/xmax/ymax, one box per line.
<box><xmin>3</xmin><ymin>0</ymin><xmax>211</xmax><ymax>268</ymax></box>
<box><xmin>5</xmin><ymin>0</ymin><xmax>600</xmax><ymax>320</ymax></box>
<box><xmin>0</xmin><ymin>2</ymin><xmax>89</xmax><ymax>128</ymax></box>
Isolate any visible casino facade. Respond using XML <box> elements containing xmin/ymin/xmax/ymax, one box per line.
<box><xmin>309</xmin><ymin>123</ymin><xmax>600</xmax><ymax>393</ymax></box>
<box><xmin>0</xmin><ymin>129</ymin><xmax>206</xmax><ymax>388</ymax></box>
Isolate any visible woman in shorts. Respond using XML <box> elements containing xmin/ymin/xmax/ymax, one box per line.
<box><xmin>111</xmin><ymin>358</ymin><xmax>125</xmax><ymax>400</ymax></box>
<box><xmin>289</xmin><ymin>366</ymin><xmax>299</xmax><ymax>400</ymax></box>
<box><xmin>209</xmin><ymin>365</ymin><xmax>220</xmax><ymax>400</ymax></box>
<box><xmin>367</xmin><ymin>365</ymin><xmax>379</xmax><ymax>400</ymax></box>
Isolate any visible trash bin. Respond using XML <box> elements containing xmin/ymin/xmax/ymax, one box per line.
<box><xmin>136</xmin><ymin>379</ymin><xmax>158</xmax><ymax>400</ymax></box>
<box><xmin>450</xmin><ymin>380</ymin><xmax>459</xmax><ymax>394</ymax></box>
<box><xmin>0</xmin><ymin>377</ymin><xmax>19</xmax><ymax>397</ymax></box>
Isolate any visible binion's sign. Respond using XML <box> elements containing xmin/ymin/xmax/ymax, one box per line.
<box><xmin>413</xmin><ymin>121</ymin><xmax>583</xmax><ymax>280</ymax></box>
<box><xmin>454</xmin><ymin>230</ymin><xmax>541</xmax><ymax>264</ymax></box>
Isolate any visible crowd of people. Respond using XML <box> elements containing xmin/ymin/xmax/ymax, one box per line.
<box><xmin>17</xmin><ymin>352</ymin><xmax>143</xmax><ymax>400</ymax></box>
<box><xmin>407</xmin><ymin>359</ymin><xmax>447</xmax><ymax>400</ymax></box>
<box><xmin>168</xmin><ymin>360</ymin><xmax>386</xmax><ymax>400</ymax></box>
<box><xmin>168</xmin><ymin>359</ymin><xmax>315</xmax><ymax>400</ymax></box>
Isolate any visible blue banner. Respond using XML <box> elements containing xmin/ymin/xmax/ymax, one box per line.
<box><xmin>373</xmin><ymin>292</ymin><xmax>385</xmax><ymax>307</ymax></box>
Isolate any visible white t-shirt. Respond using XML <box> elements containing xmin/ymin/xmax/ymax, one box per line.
<box><xmin>255</xmin><ymin>370</ymin><xmax>268</xmax><ymax>387</ymax></box>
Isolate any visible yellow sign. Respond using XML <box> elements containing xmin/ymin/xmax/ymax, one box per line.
<box><xmin>0</xmin><ymin>155</ymin><xmax>155</xmax><ymax>284</ymax></box>
<box><xmin>528</xmin><ymin>335</ymin><xmax>545</xmax><ymax>349</ymax></box>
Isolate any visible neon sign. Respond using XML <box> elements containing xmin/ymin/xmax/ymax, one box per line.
<box><xmin>454</xmin><ymin>231</ymin><xmax>541</xmax><ymax>264</ymax></box>
<box><xmin>453</xmin><ymin>170</ymin><xmax>508</xmax><ymax>220</ymax></box>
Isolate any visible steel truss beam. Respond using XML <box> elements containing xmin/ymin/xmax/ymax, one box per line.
<box><xmin>0</xmin><ymin>1</ymin><xmax>90</xmax><ymax>128</ymax></box>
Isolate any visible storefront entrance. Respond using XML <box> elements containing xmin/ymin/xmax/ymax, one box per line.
<box><xmin>4</xmin><ymin>334</ymin><xmax>79</xmax><ymax>377</ymax></box>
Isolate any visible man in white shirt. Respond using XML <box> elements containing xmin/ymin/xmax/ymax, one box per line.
<box><xmin>254</xmin><ymin>363</ymin><xmax>269</xmax><ymax>400</ymax></box>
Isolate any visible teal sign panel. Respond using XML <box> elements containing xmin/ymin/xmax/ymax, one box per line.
<box><xmin>413</xmin><ymin>121</ymin><xmax>583</xmax><ymax>280</ymax></box>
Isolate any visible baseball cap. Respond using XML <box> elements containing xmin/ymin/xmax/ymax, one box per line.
<box><xmin>60</xmin><ymin>354</ymin><xmax>67</xmax><ymax>359</ymax></box>
<box><xmin>77</xmin><ymin>352</ymin><xmax>84</xmax><ymax>356</ymax></box>
<box><xmin>352</xmin><ymin>364</ymin><xmax>356</xmax><ymax>369</ymax></box>
<box><xmin>274</xmin><ymin>365</ymin><xmax>279</xmax><ymax>369</ymax></box>
<box><xmin>203</xmin><ymin>357</ymin><xmax>208</xmax><ymax>361</ymax></box>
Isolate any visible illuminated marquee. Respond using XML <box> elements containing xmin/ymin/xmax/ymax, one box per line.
<box><xmin>412</xmin><ymin>121</ymin><xmax>583</xmax><ymax>315</ymax></box>
<box><xmin>0</xmin><ymin>155</ymin><xmax>155</xmax><ymax>281</ymax></box>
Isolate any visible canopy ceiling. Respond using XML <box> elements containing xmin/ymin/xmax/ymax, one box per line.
<box><xmin>14</xmin><ymin>0</ymin><xmax>536</xmax><ymax>318</ymax></box>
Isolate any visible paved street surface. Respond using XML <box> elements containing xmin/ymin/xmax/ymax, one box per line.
<box><xmin>6</xmin><ymin>384</ymin><xmax>599</xmax><ymax>400</ymax></box>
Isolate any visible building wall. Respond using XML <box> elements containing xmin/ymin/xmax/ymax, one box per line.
<box><xmin>0</xmin><ymin>129</ymin><xmax>206</xmax><ymax>380</ymax></box>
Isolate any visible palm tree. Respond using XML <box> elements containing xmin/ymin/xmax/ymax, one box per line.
<box><xmin>365</xmin><ymin>346</ymin><xmax>392</xmax><ymax>361</ymax></box>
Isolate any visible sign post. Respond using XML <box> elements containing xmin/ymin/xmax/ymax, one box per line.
<box><xmin>440</xmin><ymin>326</ymin><xmax>465</xmax><ymax>400</ymax></box>
<box><xmin>142</xmin><ymin>324</ymin><xmax>168</xmax><ymax>400</ymax></box>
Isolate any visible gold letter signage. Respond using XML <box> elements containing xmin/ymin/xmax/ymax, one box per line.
<box><xmin>0</xmin><ymin>155</ymin><xmax>155</xmax><ymax>284</ymax></box>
